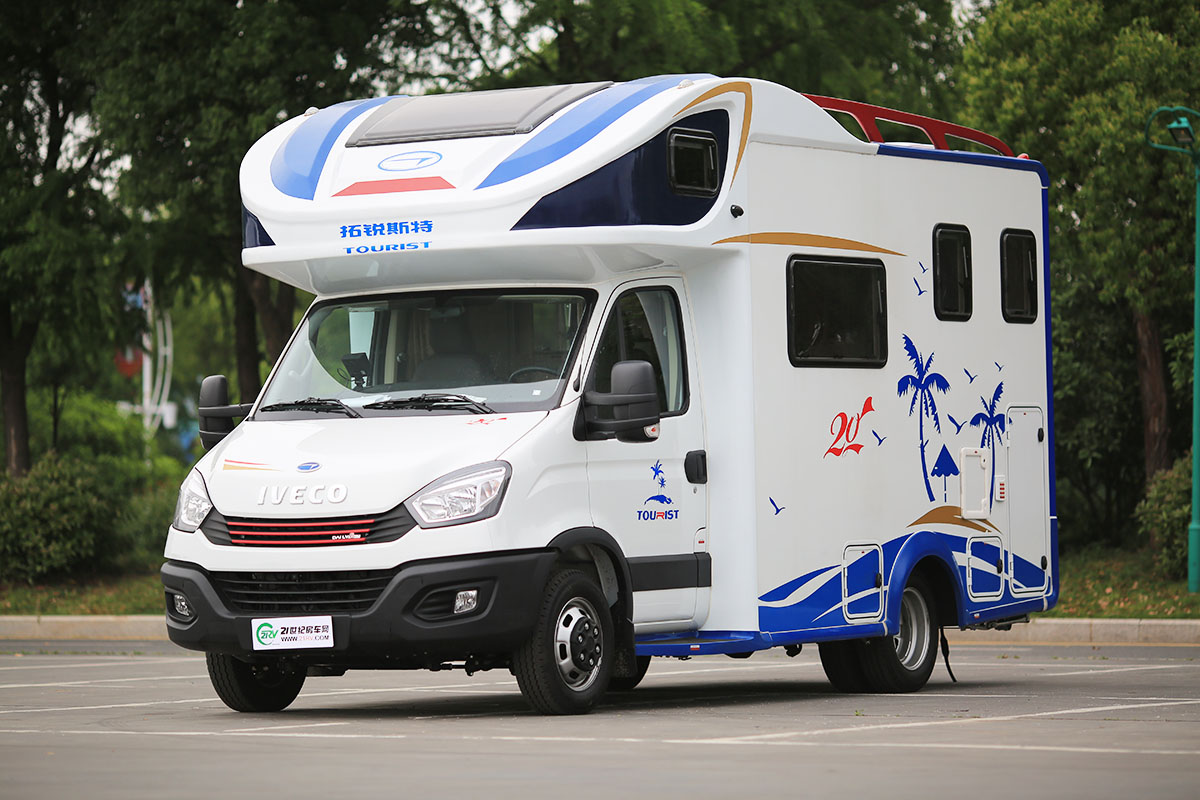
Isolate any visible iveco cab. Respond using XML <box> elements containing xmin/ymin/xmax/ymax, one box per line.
<box><xmin>162</xmin><ymin>75</ymin><xmax>1057</xmax><ymax>714</ymax></box>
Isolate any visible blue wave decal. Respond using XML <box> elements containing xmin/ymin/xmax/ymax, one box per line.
<box><xmin>270</xmin><ymin>97</ymin><xmax>397</xmax><ymax>200</ymax></box>
<box><xmin>477</xmin><ymin>73</ymin><xmax>715</xmax><ymax>189</ymax></box>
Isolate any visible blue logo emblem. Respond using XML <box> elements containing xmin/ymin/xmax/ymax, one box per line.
<box><xmin>378</xmin><ymin>151</ymin><xmax>442</xmax><ymax>172</ymax></box>
<box><xmin>297</xmin><ymin>462</ymin><xmax>321</xmax><ymax>473</ymax></box>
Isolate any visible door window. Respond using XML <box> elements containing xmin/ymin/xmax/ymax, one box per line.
<box><xmin>590</xmin><ymin>287</ymin><xmax>688</xmax><ymax>416</ymax></box>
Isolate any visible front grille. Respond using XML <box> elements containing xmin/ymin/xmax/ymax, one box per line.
<box><xmin>211</xmin><ymin>568</ymin><xmax>399</xmax><ymax>614</ymax></box>
<box><xmin>201</xmin><ymin>504</ymin><xmax>415</xmax><ymax>547</ymax></box>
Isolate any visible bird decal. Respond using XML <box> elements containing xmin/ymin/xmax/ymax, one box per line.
<box><xmin>964</xmin><ymin>368</ymin><xmax>978</xmax><ymax>384</ymax></box>
<box><xmin>948</xmin><ymin>414</ymin><xmax>967</xmax><ymax>435</ymax></box>
<box><xmin>769</xmin><ymin>497</ymin><xmax>785</xmax><ymax>515</ymax></box>
<box><xmin>919</xmin><ymin>261</ymin><xmax>929</xmax><ymax>274</ymax></box>
<box><xmin>913</xmin><ymin>278</ymin><xmax>928</xmax><ymax>297</ymax></box>
<box><xmin>872</xmin><ymin>430</ymin><xmax>887</xmax><ymax>446</ymax></box>
<box><xmin>995</xmin><ymin>361</ymin><xmax>1004</xmax><ymax>372</ymax></box>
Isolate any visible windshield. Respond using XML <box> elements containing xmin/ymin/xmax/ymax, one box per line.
<box><xmin>258</xmin><ymin>290</ymin><xmax>594</xmax><ymax>417</ymax></box>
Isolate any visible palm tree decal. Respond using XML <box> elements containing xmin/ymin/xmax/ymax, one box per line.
<box><xmin>970</xmin><ymin>382</ymin><xmax>1006</xmax><ymax>509</ymax></box>
<box><xmin>896</xmin><ymin>334</ymin><xmax>950</xmax><ymax>502</ymax></box>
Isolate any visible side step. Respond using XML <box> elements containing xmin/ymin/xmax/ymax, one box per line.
<box><xmin>635</xmin><ymin>631</ymin><xmax>765</xmax><ymax>657</ymax></box>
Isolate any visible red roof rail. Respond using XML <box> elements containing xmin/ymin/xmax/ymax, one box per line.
<box><xmin>803</xmin><ymin>94</ymin><xmax>1014</xmax><ymax>157</ymax></box>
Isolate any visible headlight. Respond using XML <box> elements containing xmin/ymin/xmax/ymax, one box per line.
<box><xmin>406</xmin><ymin>462</ymin><xmax>511</xmax><ymax>528</ymax></box>
<box><xmin>173</xmin><ymin>471</ymin><xmax>213</xmax><ymax>532</ymax></box>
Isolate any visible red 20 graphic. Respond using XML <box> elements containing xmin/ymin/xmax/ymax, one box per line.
<box><xmin>825</xmin><ymin>396</ymin><xmax>875</xmax><ymax>458</ymax></box>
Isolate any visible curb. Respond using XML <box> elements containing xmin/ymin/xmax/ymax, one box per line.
<box><xmin>944</xmin><ymin>617</ymin><xmax>1200</xmax><ymax>645</ymax></box>
<box><xmin>1</xmin><ymin>615</ymin><xmax>1198</xmax><ymax>644</ymax></box>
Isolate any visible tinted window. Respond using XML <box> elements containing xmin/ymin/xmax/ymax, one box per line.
<box><xmin>933</xmin><ymin>224</ymin><xmax>972</xmax><ymax>321</ymax></box>
<box><xmin>787</xmin><ymin>256</ymin><xmax>887</xmax><ymax>368</ymax></box>
<box><xmin>1001</xmin><ymin>229</ymin><xmax>1038</xmax><ymax>323</ymax></box>
<box><xmin>668</xmin><ymin>128</ymin><xmax>719</xmax><ymax>197</ymax></box>
<box><xmin>591</xmin><ymin>288</ymin><xmax>687</xmax><ymax>415</ymax></box>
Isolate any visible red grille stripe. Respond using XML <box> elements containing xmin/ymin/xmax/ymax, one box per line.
<box><xmin>226</xmin><ymin>519</ymin><xmax>375</xmax><ymax>528</ymax></box>
<box><xmin>229</xmin><ymin>528</ymin><xmax>370</xmax><ymax>537</ymax></box>
<box><xmin>229</xmin><ymin>537</ymin><xmax>365</xmax><ymax>545</ymax></box>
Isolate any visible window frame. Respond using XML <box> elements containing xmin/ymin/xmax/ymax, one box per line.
<box><xmin>932</xmin><ymin>223</ymin><xmax>973</xmax><ymax>322</ymax></box>
<box><xmin>786</xmin><ymin>254</ymin><xmax>888</xmax><ymax>369</ymax></box>
<box><xmin>1000</xmin><ymin>228</ymin><xmax>1039</xmax><ymax>324</ymax></box>
<box><xmin>667</xmin><ymin>127</ymin><xmax>720</xmax><ymax>198</ymax></box>
<box><xmin>585</xmin><ymin>285</ymin><xmax>691</xmax><ymax>419</ymax></box>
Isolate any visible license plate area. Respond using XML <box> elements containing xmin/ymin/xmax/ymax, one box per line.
<box><xmin>251</xmin><ymin>615</ymin><xmax>334</xmax><ymax>650</ymax></box>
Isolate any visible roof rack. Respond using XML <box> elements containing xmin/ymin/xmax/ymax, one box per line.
<box><xmin>803</xmin><ymin>94</ymin><xmax>1014</xmax><ymax>157</ymax></box>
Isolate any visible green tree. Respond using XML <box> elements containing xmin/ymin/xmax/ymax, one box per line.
<box><xmin>91</xmin><ymin>0</ymin><xmax>432</xmax><ymax>401</ymax></box>
<box><xmin>0</xmin><ymin>0</ymin><xmax>136</xmax><ymax>477</ymax></box>
<box><xmin>962</xmin><ymin>0</ymin><xmax>1200</xmax><ymax>540</ymax></box>
<box><xmin>415</xmin><ymin>0</ymin><xmax>962</xmax><ymax>117</ymax></box>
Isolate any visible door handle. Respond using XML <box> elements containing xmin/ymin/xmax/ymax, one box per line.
<box><xmin>684</xmin><ymin>450</ymin><xmax>707</xmax><ymax>484</ymax></box>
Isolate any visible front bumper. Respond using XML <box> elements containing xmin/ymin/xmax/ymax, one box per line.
<box><xmin>161</xmin><ymin>550</ymin><xmax>556</xmax><ymax>666</ymax></box>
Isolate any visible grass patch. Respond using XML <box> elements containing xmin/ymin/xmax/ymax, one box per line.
<box><xmin>1046</xmin><ymin>547</ymin><xmax>1200</xmax><ymax>619</ymax></box>
<box><xmin>0</xmin><ymin>570</ymin><xmax>162</xmax><ymax>615</ymax></box>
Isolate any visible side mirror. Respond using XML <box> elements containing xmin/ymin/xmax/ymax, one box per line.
<box><xmin>583</xmin><ymin>360</ymin><xmax>661</xmax><ymax>442</ymax></box>
<box><xmin>198</xmin><ymin>375</ymin><xmax>253</xmax><ymax>451</ymax></box>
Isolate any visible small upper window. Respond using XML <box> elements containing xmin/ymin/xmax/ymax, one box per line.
<box><xmin>787</xmin><ymin>255</ymin><xmax>887</xmax><ymax>368</ymax></box>
<box><xmin>1001</xmin><ymin>229</ymin><xmax>1038</xmax><ymax>323</ymax></box>
<box><xmin>933</xmin><ymin>224</ymin><xmax>972</xmax><ymax>321</ymax></box>
<box><xmin>668</xmin><ymin>128</ymin><xmax>719</xmax><ymax>197</ymax></box>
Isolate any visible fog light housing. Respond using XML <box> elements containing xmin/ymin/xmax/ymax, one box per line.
<box><xmin>171</xmin><ymin>593</ymin><xmax>194</xmax><ymax>620</ymax></box>
<box><xmin>453</xmin><ymin>589</ymin><xmax>478</xmax><ymax>615</ymax></box>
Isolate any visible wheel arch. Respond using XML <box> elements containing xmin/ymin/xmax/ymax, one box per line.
<box><xmin>887</xmin><ymin>532</ymin><xmax>966</xmax><ymax>632</ymax></box>
<box><xmin>546</xmin><ymin>527</ymin><xmax>634</xmax><ymax>653</ymax></box>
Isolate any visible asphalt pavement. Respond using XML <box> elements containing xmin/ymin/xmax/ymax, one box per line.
<box><xmin>0</xmin><ymin>640</ymin><xmax>1197</xmax><ymax>799</ymax></box>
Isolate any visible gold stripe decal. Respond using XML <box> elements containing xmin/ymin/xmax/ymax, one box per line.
<box><xmin>712</xmin><ymin>232</ymin><xmax>905</xmax><ymax>257</ymax></box>
<box><xmin>676</xmin><ymin>81</ymin><xmax>753</xmax><ymax>182</ymax></box>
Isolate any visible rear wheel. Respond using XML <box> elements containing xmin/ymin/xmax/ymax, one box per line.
<box><xmin>859</xmin><ymin>575</ymin><xmax>938</xmax><ymax>693</ymax></box>
<box><xmin>206</xmin><ymin>653</ymin><xmax>306</xmax><ymax>712</ymax></box>
<box><xmin>818</xmin><ymin>640</ymin><xmax>870</xmax><ymax>692</ymax></box>
<box><xmin>608</xmin><ymin>655</ymin><xmax>651</xmax><ymax>692</ymax></box>
<box><xmin>512</xmin><ymin>569</ymin><xmax>613</xmax><ymax>714</ymax></box>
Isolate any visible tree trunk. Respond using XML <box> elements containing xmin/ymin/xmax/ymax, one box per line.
<box><xmin>1133</xmin><ymin>309</ymin><xmax>1171</xmax><ymax>483</ymax></box>
<box><xmin>245</xmin><ymin>270</ymin><xmax>295</xmax><ymax>364</ymax></box>
<box><xmin>234</xmin><ymin>271</ymin><xmax>262</xmax><ymax>404</ymax></box>
<box><xmin>0</xmin><ymin>304</ymin><xmax>37</xmax><ymax>477</ymax></box>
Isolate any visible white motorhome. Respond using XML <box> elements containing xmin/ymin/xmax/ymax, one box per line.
<box><xmin>163</xmin><ymin>74</ymin><xmax>1057</xmax><ymax>714</ymax></box>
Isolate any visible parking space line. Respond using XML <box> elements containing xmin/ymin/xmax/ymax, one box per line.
<box><xmin>1044</xmin><ymin>665</ymin><xmax>1193</xmax><ymax>677</ymax></box>
<box><xmin>225</xmin><ymin>722</ymin><xmax>350</xmax><ymax>732</ymax></box>
<box><xmin>0</xmin><ymin>674</ymin><xmax>207</xmax><ymax>689</ymax></box>
<box><xmin>678</xmin><ymin>698</ymin><xmax>1200</xmax><ymax>744</ymax></box>
<box><xmin>0</xmin><ymin>657</ymin><xmax>198</xmax><ymax>672</ymax></box>
<box><xmin>0</xmin><ymin>728</ymin><xmax>1195</xmax><ymax>757</ymax></box>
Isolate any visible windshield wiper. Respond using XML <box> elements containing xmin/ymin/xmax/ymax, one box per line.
<box><xmin>362</xmin><ymin>393</ymin><xmax>494</xmax><ymax>414</ymax></box>
<box><xmin>258</xmin><ymin>397</ymin><xmax>362</xmax><ymax>418</ymax></box>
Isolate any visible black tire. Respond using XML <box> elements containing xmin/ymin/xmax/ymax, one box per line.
<box><xmin>859</xmin><ymin>574</ymin><xmax>938</xmax><ymax>693</ymax></box>
<box><xmin>206</xmin><ymin>653</ymin><xmax>306</xmax><ymax>712</ymax></box>
<box><xmin>608</xmin><ymin>655</ymin><xmax>651</xmax><ymax>692</ymax></box>
<box><xmin>512</xmin><ymin>569</ymin><xmax>613</xmax><ymax>714</ymax></box>
<box><xmin>818</xmin><ymin>640</ymin><xmax>870</xmax><ymax>692</ymax></box>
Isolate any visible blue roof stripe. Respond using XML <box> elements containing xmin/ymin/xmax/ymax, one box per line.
<box><xmin>476</xmin><ymin>73</ymin><xmax>716</xmax><ymax>190</ymax></box>
<box><xmin>876</xmin><ymin>143</ymin><xmax>1049</xmax><ymax>189</ymax></box>
<box><xmin>270</xmin><ymin>97</ymin><xmax>398</xmax><ymax>200</ymax></box>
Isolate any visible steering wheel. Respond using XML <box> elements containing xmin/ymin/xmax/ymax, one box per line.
<box><xmin>508</xmin><ymin>366</ymin><xmax>559</xmax><ymax>382</ymax></box>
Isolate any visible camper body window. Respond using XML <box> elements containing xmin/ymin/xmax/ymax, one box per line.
<box><xmin>933</xmin><ymin>224</ymin><xmax>972</xmax><ymax>321</ymax></box>
<box><xmin>668</xmin><ymin>128</ymin><xmax>719</xmax><ymax>197</ymax></box>
<box><xmin>589</xmin><ymin>287</ymin><xmax>688</xmax><ymax>417</ymax></box>
<box><xmin>1001</xmin><ymin>229</ymin><xmax>1039</xmax><ymax>323</ymax></box>
<box><xmin>787</xmin><ymin>255</ymin><xmax>887</xmax><ymax>368</ymax></box>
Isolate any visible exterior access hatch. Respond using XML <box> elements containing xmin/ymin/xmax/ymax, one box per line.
<box><xmin>345</xmin><ymin>81</ymin><xmax>613</xmax><ymax>147</ymax></box>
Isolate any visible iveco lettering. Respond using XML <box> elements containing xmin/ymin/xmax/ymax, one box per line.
<box><xmin>162</xmin><ymin>75</ymin><xmax>1057</xmax><ymax>715</ymax></box>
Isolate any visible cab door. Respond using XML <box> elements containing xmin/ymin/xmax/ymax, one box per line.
<box><xmin>583</xmin><ymin>280</ymin><xmax>708</xmax><ymax>628</ymax></box>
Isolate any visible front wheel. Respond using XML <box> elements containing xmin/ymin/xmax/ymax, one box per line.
<box><xmin>859</xmin><ymin>575</ymin><xmax>938</xmax><ymax>693</ymax></box>
<box><xmin>512</xmin><ymin>569</ymin><xmax>613</xmax><ymax>714</ymax></box>
<box><xmin>206</xmin><ymin>653</ymin><xmax>306</xmax><ymax>712</ymax></box>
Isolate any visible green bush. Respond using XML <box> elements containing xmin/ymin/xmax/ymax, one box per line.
<box><xmin>102</xmin><ymin>480</ymin><xmax>178</xmax><ymax>574</ymax></box>
<box><xmin>0</xmin><ymin>454</ymin><xmax>122</xmax><ymax>583</ymax></box>
<box><xmin>1134</xmin><ymin>451</ymin><xmax>1191</xmax><ymax>580</ymax></box>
